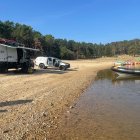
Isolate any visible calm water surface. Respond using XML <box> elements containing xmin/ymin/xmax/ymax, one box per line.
<box><xmin>53</xmin><ymin>69</ymin><xmax>140</xmax><ymax>140</ymax></box>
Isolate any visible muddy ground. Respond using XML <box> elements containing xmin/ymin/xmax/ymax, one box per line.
<box><xmin>0</xmin><ymin>58</ymin><xmax>116</xmax><ymax>140</ymax></box>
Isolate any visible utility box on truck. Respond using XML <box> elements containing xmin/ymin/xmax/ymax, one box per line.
<box><xmin>0</xmin><ymin>39</ymin><xmax>39</xmax><ymax>73</ymax></box>
<box><xmin>0</xmin><ymin>45</ymin><xmax>17</xmax><ymax>62</ymax></box>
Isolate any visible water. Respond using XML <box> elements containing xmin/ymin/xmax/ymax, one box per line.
<box><xmin>53</xmin><ymin>69</ymin><xmax>140</xmax><ymax>140</ymax></box>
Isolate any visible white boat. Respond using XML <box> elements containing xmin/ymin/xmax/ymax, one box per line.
<box><xmin>111</xmin><ymin>66</ymin><xmax>140</xmax><ymax>76</ymax></box>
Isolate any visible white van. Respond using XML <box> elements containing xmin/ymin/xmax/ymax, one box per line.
<box><xmin>35</xmin><ymin>56</ymin><xmax>70</xmax><ymax>70</ymax></box>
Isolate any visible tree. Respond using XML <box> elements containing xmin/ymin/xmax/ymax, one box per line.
<box><xmin>0</xmin><ymin>20</ymin><xmax>14</xmax><ymax>39</ymax></box>
<box><xmin>1</xmin><ymin>20</ymin><xmax>140</xmax><ymax>60</ymax></box>
<box><xmin>60</xmin><ymin>46</ymin><xmax>75</xmax><ymax>59</ymax></box>
<box><xmin>44</xmin><ymin>35</ymin><xmax>55</xmax><ymax>56</ymax></box>
<box><xmin>12</xmin><ymin>23</ymin><xmax>34</xmax><ymax>47</ymax></box>
<box><xmin>33</xmin><ymin>31</ymin><xmax>43</xmax><ymax>50</ymax></box>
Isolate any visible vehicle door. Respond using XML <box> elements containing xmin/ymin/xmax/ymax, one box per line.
<box><xmin>55</xmin><ymin>59</ymin><xmax>60</xmax><ymax>67</ymax></box>
<box><xmin>47</xmin><ymin>57</ymin><xmax>53</xmax><ymax>67</ymax></box>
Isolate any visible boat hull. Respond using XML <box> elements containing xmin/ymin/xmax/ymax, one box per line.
<box><xmin>111</xmin><ymin>66</ymin><xmax>140</xmax><ymax>76</ymax></box>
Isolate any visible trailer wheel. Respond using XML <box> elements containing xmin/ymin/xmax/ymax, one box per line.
<box><xmin>39</xmin><ymin>63</ymin><xmax>45</xmax><ymax>69</ymax></box>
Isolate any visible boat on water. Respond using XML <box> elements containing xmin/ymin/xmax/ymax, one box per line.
<box><xmin>111</xmin><ymin>66</ymin><xmax>140</xmax><ymax>76</ymax></box>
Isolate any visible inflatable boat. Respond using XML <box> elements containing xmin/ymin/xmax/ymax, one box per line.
<box><xmin>111</xmin><ymin>66</ymin><xmax>140</xmax><ymax>76</ymax></box>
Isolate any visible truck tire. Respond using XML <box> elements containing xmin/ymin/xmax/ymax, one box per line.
<box><xmin>39</xmin><ymin>63</ymin><xmax>46</xmax><ymax>69</ymax></box>
<box><xmin>21</xmin><ymin>60</ymin><xmax>34</xmax><ymax>74</ymax></box>
<box><xmin>21</xmin><ymin>64</ymin><xmax>28</xmax><ymax>73</ymax></box>
<box><xmin>22</xmin><ymin>59</ymin><xmax>34</xmax><ymax>73</ymax></box>
<box><xmin>59</xmin><ymin>65</ymin><xmax>66</xmax><ymax>71</ymax></box>
<box><xmin>21</xmin><ymin>63</ymin><xmax>29</xmax><ymax>73</ymax></box>
<box><xmin>0</xmin><ymin>67</ymin><xmax>8</xmax><ymax>73</ymax></box>
<box><xmin>0</xmin><ymin>63</ymin><xmax>8</xmax><ymax>73</ymax></box>
<box><xmin>22</xmin><ymin>65</ymin><xmax>34</xmax><ymax>74</ymax></box>
<box><xmin>27</xmin><ymin>67</ymin><xmax>34</xmax><ymax>74</ymax></box>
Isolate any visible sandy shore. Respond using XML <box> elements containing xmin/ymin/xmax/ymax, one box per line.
<box><xmin>0</xmin><ymin>58</ymin><xmax>115</xmax><ymax>139</ymax></box>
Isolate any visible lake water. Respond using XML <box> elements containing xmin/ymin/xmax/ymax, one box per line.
<box><xmin>52</xmin><ymin>69</ymin><xmax>140</xmax><ymax>140</ymax></box>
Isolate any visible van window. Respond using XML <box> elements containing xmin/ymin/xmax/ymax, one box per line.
<box><xmin>48</xmin><ymin>57</ymin><xmax>52</xmax><ymax>61</ymax></box>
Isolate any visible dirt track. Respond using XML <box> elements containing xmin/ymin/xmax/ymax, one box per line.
<box><xmin>0</xmin><ymin>58</ymin><xmax>115</xmax><ymax>140</ymax></box>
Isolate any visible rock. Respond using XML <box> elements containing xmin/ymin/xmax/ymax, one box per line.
<box><xmin>3</xmin><ymin>129</ymin><xmax>10</xmax><ymax>133</ymax></box>
<box><xmin>54</xmin><ymin>125</ymin><xmax>58</xmax><ymax>129</ymax></box>
<box><xmin>47</xmin><ymin>125</ymin><xmax>51</xmax><ymax>128</ymax></box>
<box><xmin>69</xmin><ymin>106</ymin><xmax>74</xmax><ymax>109</ymax></box>
<box><xmin>42</xmin><ymin>112</ymin><xmax>47</xmax><ymax>117</ymax></box>
<box><xmin>67</xmin><ymin>110</ymin><xmax>71</xmax><ymax>113</ymax></box>
<box><xmin>43</xmin><ymin>122</ymin><xmax>46</xmax><ymax>126</ymax></box>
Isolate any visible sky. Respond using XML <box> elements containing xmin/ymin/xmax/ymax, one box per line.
<box><xmin>0</xmin><ymin>0</ymin><xmax>140</xmax><ymax>44</ymax></box>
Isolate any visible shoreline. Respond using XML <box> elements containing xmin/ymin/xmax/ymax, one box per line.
<box><xmin>0</xmin><ymin>58</ymin><xmax>115</xmax><ymax>139</ymax></box>
<box><xmin>21</xmin><ymin>60</ymin><xmax>114</xmax><ymax>139</ymax></box>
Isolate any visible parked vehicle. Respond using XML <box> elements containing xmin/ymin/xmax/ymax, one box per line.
<box><xmin>35</xmin><ymin>56</ymin><xmax>70</xmax><ymax>70</ymax></box>
<box><xmin>0</xmin><ymin>38</ymin><xmax>39</xmax><ymax>73</ymax></box>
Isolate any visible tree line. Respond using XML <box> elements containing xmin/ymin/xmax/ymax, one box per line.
<box><xmin>0</xmin><ymin>20</ymin><xmax>140</xmax><ymax>60</ymax></box>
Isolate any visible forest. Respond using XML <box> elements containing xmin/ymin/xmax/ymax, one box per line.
<box><xmin>0</xmin><ymin>20</ymin><xmax>140</xmax><ymax>60</ymax></box>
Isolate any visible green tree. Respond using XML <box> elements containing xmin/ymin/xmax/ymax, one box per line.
<box><xmin>12</xmin><ymin>23</ymin><xmax>34</xmax><ymax>47</ymax></box>
<box><xmin>44</xmin><ymin>35</ymin><xmax>55</xmax><ymax>56</ymax></box>
<box><xmin>0</xmin><ymin>20</ymin><xmax>14</xmax><ymax>39</ymax></box>
<box><xmin>60</xmin><ymin>46</ymin><xmax>75</xmax><ymax>59</ymax></box>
